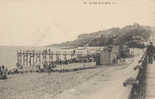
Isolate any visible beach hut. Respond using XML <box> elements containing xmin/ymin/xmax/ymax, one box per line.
<box><xmin>96</xmin><ymin>46</ymin><xmax>111</xmax><ymax>65</ymax></box>
<box><xmin>96</xmin><ymin>46</ymin><xmax>119</xmax><ymax>65</ymax></box>
<box><xmin>119</xmin><ymin>45</ymin><xmax>130</xmax><ymax>58</ymax></box>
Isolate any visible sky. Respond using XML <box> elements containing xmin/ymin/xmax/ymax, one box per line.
<box><xmin>0</xmin><ymin>0</ymin><xmax>155</xmax><ymax>46</ymax></box>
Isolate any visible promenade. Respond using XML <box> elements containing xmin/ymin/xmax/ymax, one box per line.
<box><xmin>145</xmin><ymin>61</ymin><xmax>155</xmax><ymax>99</ymax></box>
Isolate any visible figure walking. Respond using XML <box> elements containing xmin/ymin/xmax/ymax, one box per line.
<box><xmin>146</xmin><ymin>42</ymin><xmax>154</xmax><ymax>64</ymax></box>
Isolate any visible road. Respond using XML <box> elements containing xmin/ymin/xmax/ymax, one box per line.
<box><xmin>54</xmin><ymin>54</ymin><xmax>142</xmax><ymax>99</ymax></box>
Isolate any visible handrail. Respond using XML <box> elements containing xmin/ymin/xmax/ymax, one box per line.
<box><xmin>123</xmin><ymin>49</ymin><xmax>147</xmax><ymax>99</ymax></box>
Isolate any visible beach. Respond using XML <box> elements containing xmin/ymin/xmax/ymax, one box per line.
<box><xmin>0</xmin><ymin>46</ymin><xmax>143</xmax><ymax>99</ymax></box>
<box><xmin>0</xmin><ymin>54</ymin><xmax>141</xmax><ymax>99</ymax></box>
<box><xmin>0</xmin><ymin>62</ymin><xmax>99</xmax><ymax>99</ymax></box>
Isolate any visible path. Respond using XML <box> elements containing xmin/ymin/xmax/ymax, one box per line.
<box><xmin>145</xmin><ymin>62</ymin><xmax>155</xmax><ymax>99</ymax></box>
<box><xmin>145</xmin><ymin>32</ymin><xmax>155</xmax><ymax>99</ymax></box>
<box><xmin>53</xmin><ymin>54</ymin><xmax>142</xmax><ymax>99</ymax></box>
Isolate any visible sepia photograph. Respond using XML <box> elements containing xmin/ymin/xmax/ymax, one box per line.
<box><xmin>0</xmin><ymin>0</ymin><xmax>155</xmax><ymax>99</ymax></box>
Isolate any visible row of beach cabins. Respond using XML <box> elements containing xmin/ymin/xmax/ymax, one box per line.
<box><xmin>1</xmin><ymin>45</ymin><xmax>134</xmax><ymax>79</ymax></box>
<box><xmin>12</xmin><ymin>47</ymin><xmax>96</xmax><ymax>73</ymax></box>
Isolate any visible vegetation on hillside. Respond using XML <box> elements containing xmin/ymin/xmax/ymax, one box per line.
<box><xmin>49</xmin><ymin>23</ymin><xmax>153</xmax><ymax>48</ymax></box>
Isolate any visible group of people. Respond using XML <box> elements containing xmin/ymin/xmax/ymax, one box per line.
<box><xmin>0</xmin><ymin>65</ymin><xmax>8</xmax><ymax>79</ymax></box>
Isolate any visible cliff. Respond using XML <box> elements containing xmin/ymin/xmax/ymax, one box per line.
<box><xmin>49</xmin><ymin>23</ymin><xmax>153</xmax><ymax>48</ymax></box>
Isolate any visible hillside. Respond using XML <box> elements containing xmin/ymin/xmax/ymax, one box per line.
<box><xmin>49</xmin><ymin>23</ymin><xmax>153</xmax><ymax>48</ymax></box>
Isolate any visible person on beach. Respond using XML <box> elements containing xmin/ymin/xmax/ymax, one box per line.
<box><xmin>0</xmin><ymin>66</ymin><xmax>2</xmax><ymax>75</ymax></box>
<box><xmin>146</xmin><ymin>42</ymin><xmax>155</xmax><ymax>64</ymax></box>
<box><xmin>1</xmin><ymin>65</ymin><xmax>5</xmax><ymax>73</ymax></box>
<box><xmin>0</xmin><ymin>65</ymin><xmax>8</xmax><ymax>79</ymax></box>
<box><xmin>73</xmin><ymin>50</ymin><xmax>76</xmax><ymax>54</ymax></box>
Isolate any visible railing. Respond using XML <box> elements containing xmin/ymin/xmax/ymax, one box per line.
<box><xmin>124</xmin><ymin>49</ymin><xmax>147</xmax><ymax>99</ymax></box>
